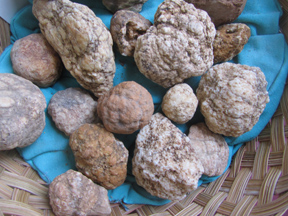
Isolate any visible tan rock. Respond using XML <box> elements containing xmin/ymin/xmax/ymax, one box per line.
<box><xmin>69</xmin><ymin>124</ymin><xmax>128</xmax><ymax>189</ymax></box>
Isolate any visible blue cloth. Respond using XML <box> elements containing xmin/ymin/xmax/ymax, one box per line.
<box><xmin>0</xmin><ymin>0</ymin><xmax>287</xmax><ymax>206</ymax></box>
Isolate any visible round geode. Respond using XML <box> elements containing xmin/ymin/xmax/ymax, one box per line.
<box><xmin>196</xmin><ymin>62</ymin><xmax>269</xmax><ymax>137</ymax></box>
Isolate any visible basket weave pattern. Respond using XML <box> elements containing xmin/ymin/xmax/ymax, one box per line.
<box><xmin>0</xmin><ymin>1</ymin><xmax>288</xmax><ymax>216</ymax></box>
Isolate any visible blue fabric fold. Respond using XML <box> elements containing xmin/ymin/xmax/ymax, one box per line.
<box><xmin>0</xmin><ymin>0</ymin><xmax>287</xmax><ymax>206</ymax></box>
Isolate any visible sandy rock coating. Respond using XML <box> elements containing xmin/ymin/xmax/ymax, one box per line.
<box><xmin>48</xmin><ymin>88</ymin><xmax>99</xmax><ymax>136</ymax></box>
<box><xmin>162</xmin><ymin>83</ymin><xmax>198</xmax><ymax>124</ymax></box>
<box><xmin>69</xmin><ymin>123</ymin><xmax>129</xmax><ymax>189</ymax></box>
<box><xmin>213</xmin><ymin>23</ymin><xmax>251</xmax><ymax>64</ymax></box>
<box><xmin>10</xmin><ymin>33</ymin><xmax>63</xmax><ymax>87</ymax></box>
<box><xmin>110</xmin><ymin>10</ymin><xmax>152</xmax><ymax>57</ymax></box>
<box><xmin>188</xmin><ymin>122</ymin><xmax>229</xmax><ymax>176</ymax></box>
<box><xmin>133</xmin><ymin>113</ymin><xmax>204</xmax><ymax>200</ymax></box>
<box><xmin>197</xmin><ymin>62</ymin><xmax>269</xmax><ymax>137</ymax></box>
<box><xmin>0</xmin><ymin>73</ymin><xmax>46</xmax><ymax>150</ymax></box>
<box><xmin>134</xmin><ymin>0</ymin><xmax>215</xmax><ymax>88</ymax></box>
<box><xmin>33</xmin><ymin>0</ymin><xmax>116</xmax><ymax>97</ymax></box>
<box><xmin>49</xmin><ymin>169</ymin><xmax>111</xmax><ymax>216</ymax></box>
<box><xmin>97</xmin><ymin>81</ymin><xmax>154</xmax><ymax>134</ymax></box>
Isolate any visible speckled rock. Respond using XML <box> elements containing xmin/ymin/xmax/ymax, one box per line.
<box><xmin>188</xmin><ymin>122</ymin><xmax>229</xmax><ymax>176</ymax></box>
<box><xmin>48</xmin><ymin>88</ymin><xmax>99</xmax><ymax>136</ymax></box>
<box><xmin>185</xmin><ymin>0</ymin><xmax>247</xmax><ymax>27</ymax></box>
<box><xmin>69</xmin><ymin>123</ymin><xmax>129</xmax><ymax>189</ymax></box>
<box><xmin>33</xmin><ymin>0</ymin><xmax>116</xmax><ymax>97</ymax></box>
<box><xmin>110</xmin><ymin>10</ymin><xmax>152</xmax><ymax>56</ymax></box>
<box><xmin>49</xmin><ymin>169</ymin><xmax>111</xmax><ymax>216</ymax></box>
<box><xmin>133</xmin><ymin>113</ymin><xmax>204</xmax><ymax>200</ymax></box>
<box><xmin>97</xmin><ymin>81</ymin><xmax>154</xmax><ymax>134</ymax></box>
<box><xmin>0</xmin><ymin>73</ymin><xmax>46</xmax><ymax>150</ymax></box>
<box><xmin>10</xmin><ymin>33</ymin><xmax>63</xmax><ymax>87</ymax></box>
<box><xmin>162</xmin><ymin>83</ymin><xmax>198</xmax><ymax>124</ymax></box>
<box><xmin>134</xmin><ymin>0</ymin><xmax>215</xmax><ymax>88</ymax></box>
<box><xmin>213</xmin><ymin>23</ymin><xmax>251</xmax><ymax>64</ymax></box>
<box><xmin>196</xmin><ymin>62</ymin><xmax>269</xmax><ymax>137</ymax></box>
<box><xmin>102</xmin><ymin>0</ymin><xmax>148</xmax><ymax>13</ymax></box>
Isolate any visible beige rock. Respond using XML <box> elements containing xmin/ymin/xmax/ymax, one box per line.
<box><xmin>188</xmin><ymin>122</ymin><xmax>229</xmax><ymax>176</ymax></box>
<box><xmin>213</xmin><ymin>23</ymin><xmax>251</xmax><ymax>64</ymax></box>
<box><xmin>10</xmin><ymin>33</ymin><xmax>62</xmax><ymax>87</ymax></box>
<box><xmin>196</xmin><ymin>62</ymin><xmax>269</xmax><ymax>137</ymax></box>
<box><xmin>134</xmin><ymin>0</ymin><xmax>215</xmax><ymax>88</ymax></box>
<box><xmin>97</xmin><ymin>81</ymin><xmax>154</xmax><ymax>134</ymax></box>
<box><xmin>49</xmin><ymin>169</ymin><xmax>111</xmax><ymax>216</ymax></box>
<box><xmin>69</xmin><ymin>124</ymin><xmax>128</xmax><ymax>189</ymax></box>
<box><xmin>48</xmin><ymin>88</ymin><xmax>99</xmax><ymax>136</ymax></box>
<box><xmin>0</xmin><ymin>73</ymin><xmax>46</xmax><ymax>150</ymax></box>
<box><xmin>33</xmin><ymin>0</ymin><xmax>115</xmax><ymax>97</ymax></box>
<box><xmin>110</xmin><ymin>10</ymin><xmax>152</xmax><ymax>57</ymax></box>
<box><xmin>132</xmin><ymin>113</ymin><xmax>204</xmax><ymax>200</ymax></box>
<box><xmin>162</xmin><ymin>83</ymin><xmax>198</xmax><ymax>124</ymax></box>
<box><xmin>185</xmin><ymin>0</ymin><xmax>247</xmax><ymax>27</ymax></box>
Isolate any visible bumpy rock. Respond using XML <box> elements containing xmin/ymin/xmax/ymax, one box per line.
<box><xmin>49</xmin><ymin>169</ymin><xmax>111</xmax><ymax>216</ymax></box>
<box><xmin>188</xmin><ymin>123</ymin><xmax>229</xmax><ymax>176</ymax></box>
<box><xmin>10</xmin><ymin>33</ymin><xmax>63</xmax><ymax>87</ymax></box>
<box><xmin>110</xmin><ymin>10</ymin><xmax>152</xmax><ymax>57</ymax></box>
<box><xmin>185</xmin><ymin>0</ymin><xmax>247</xmax><ymax>27</ymax></box>
<box><xmin>133</xmin><ymin>113</ymin><xmax>204</xmax><ymax>200</ymax></box>
<box><xmin>213</xmin><ymin>23</ymin><xmax>251</xmax><ymax>64</ymax></box>
<box><xmin>196</xmin><ymin>62</ymin><xmax>269</xmax><ymax>137</ymax></box>
<box><xmin>97</xmin><ymin>81</ymin><xmax>154</xmax><ymax>134</ymax></box>
<box><xmin>33</xmin><ymin>0</ymin><xmax>115</xmax><ymax>97</ymax></box>
<box><xmin>69</xmin><ymin>123</ymin><xmax>129</xmax><ymax>189</ymax></box>
<box><xmin>102</xmin><ymin>0</ymin><xmax>148</xmax><ymax>13</ymax></box>
<box><xmin>0</xmin><ymin>73</ymin><xmax>46</xmax><ymax>150</ymax></box>
<box><xmin>48</xmin><ymin>88</ymin><xmax>99</xmax><ymax>136</ymax></box>
<box><xmin>162</xmin><ymin>83</ymin><xmax>198</xmax><ymax>124</ymax></box>
<box><xmin>134</xmin><ymin>0</ymin><xmax>215</xmax><ymax>88</ymax></box>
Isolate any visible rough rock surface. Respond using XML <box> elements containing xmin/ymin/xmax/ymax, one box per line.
<box><xmin>102</xmin><ymin>0</ymin><xmax>148</xmax><ymax>13</ymax></box>
<box><xmin>69</xmin><ymin>123</ymin><xmax>129</xmax><ymax>189</ymax></box>
<box><xmin>10</xmin><ymin>33</ymin><xmax>62</xmax><ymax>87</ymax></box>
<box><xmin>188</xmin><ymin>122</ymin><xmax>229</xmax><ymax>176</ymax></box>
<box><xmin>196</xmin><ymin>62</ymin><xmax>270</xmax><ymax>137</ymax></box>
<box><xmin>213</xmin><ymin>23</ymin><xmax>251</xmax><ymax>64</ymax></box>
<box><xmin>49</xmin><ymin>169</ymin><xmax>111</xmax><ymax>216</ymax></box>
<box><xmin>48</xmin><ymin>88</ymin><xmax>99</xmax><ymax>136</ymax></box>
<box><xmin>134</xmin><ymin>0</ymin><xmax>215</xmax><ymax>88</ymax></box>
<box><xmin>132</xmin><ymin>113</ymin><xmax>204</xmax><ymax>200</ymax></box>
<box><xmin>185</xmin><ymin>0</ymin><xmax>247</xmax><ymax>27</ymax></box>
<box><xmin>33</xmin><ymin>0</ymin><xmax>115</xmax><ymax>97</ymax></box>
<box><xmin>162</xmin><ymin>83</ymin><xmax>198</xmax><ymax>124</ymax></box>
<box><xmin>110</xmin><ymin>10</ymin><xmax>152</xmax><ymax>57</ymax></box>
<box><xmin>97</xmin><ymin>81</ymin><xmax>154</xmax><ymax>134</ymax></box>
<box><xmin>0</xmin><ymin>73</ymin><xmax>46</xmax><ymax>150</ymax></box>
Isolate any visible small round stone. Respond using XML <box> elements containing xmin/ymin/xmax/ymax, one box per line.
<box><xmin>10</xmin><ymin>33</ymin><xmax>63</xmax><ymax>87</ymax></box>
<box><xmin>162</xmin><ymin>83</ymin><xmax>198</xmax><ymax>124</ymax></box>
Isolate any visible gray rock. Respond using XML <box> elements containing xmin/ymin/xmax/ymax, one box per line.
<box><xmin>102</xmin><ymin>0</ymin><xmax>148</xmax><ymax>13</ymax></box>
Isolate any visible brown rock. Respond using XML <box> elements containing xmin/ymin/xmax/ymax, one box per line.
<box><xmin>110</xmin><ymin>10</ymin><xmax>152</xmax><ymax>57</ymax></box>
<box><xmin>213</xmin><ymin>23</ymin><xmax>251</xmax><ymax>64</ymax></box>
<box><xmin>196</xmin><ymin>62</ymin><xmax>269</xmax><ymax>137</ymax></box>
<box><xmin>48</xmin><ymin>88</ymin><xmax>99</xmax><ymax>136</ymax></box>
<box><xmin>188</xmin><ymin>122</ymin><xmax>229</xmax><ymax>176</ymax></box>
<box><xmin>185</xmin><ymin>0</ymin><xmax>247</xmax><ymax>27</ymax></box>
<box><xmin>97</xmin><ymin>81</ymin><xmax>154</xmax><ymax>134</ymax></box>
<box><xmin>10</xmin><ymin>33</ymin><xmax>62</xmax><ymax>87</ymax></box>
<box><xmin>102</xmin><ymin>0</ymin><xmax>148</xmax><ymax>13</ymax></box>
<box><xmin>49</xmin><ymin>169</ymin><xmax>111</xmax><ymax>216</ymax></box>
<box><xmin>33</xmin><ymin>0</ymin><xmax>116</xmax><ymax>97</ymax></box>
<box><xmin>69</xmin><ymin>123</ymin><xmax>129</xmax><ymax>189</ymax></box>
<box><xmin>132</xmin><ymin>113</ymin><xmax>204</xmax><ymax>200</ymax></box>
<box><xmin>0</xmin><ymin>73</ymin><xmax>46</xmax><ymax>150</ymax></box>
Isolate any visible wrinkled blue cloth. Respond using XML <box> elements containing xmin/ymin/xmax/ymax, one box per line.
<box><xmin>0</xmin><ymin>0</ymin><xmax>288</xmax><ymax>206</ymax></box>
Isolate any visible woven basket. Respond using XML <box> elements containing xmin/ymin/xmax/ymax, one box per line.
<box><xmin>1</xmin><ymin>1</ymin><xmax>288</xmax><ymax>215</ymax></box>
